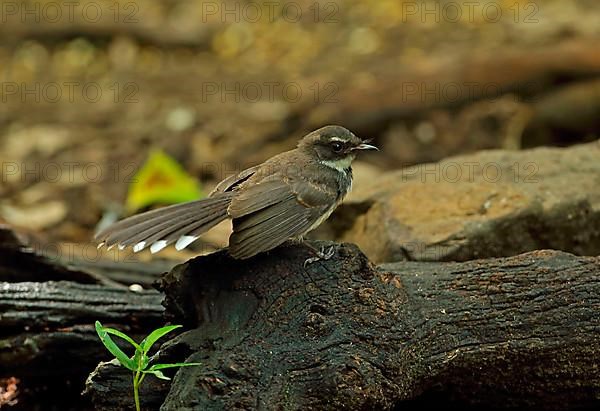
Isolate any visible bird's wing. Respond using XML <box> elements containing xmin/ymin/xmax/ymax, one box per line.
<box><xmin>228</xmin><ymin>177</ymin><xmax>336</xmax><ymax>259</ymax></box>
<box><xmin>209</xmin><ymin>165</ymin><xmax>260</xmax><ymax>197</ymax></box>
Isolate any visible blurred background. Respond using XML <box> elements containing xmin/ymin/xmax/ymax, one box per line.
<box><xmin>1</xmin><ymin>0</ymin><xmax>599</xmax><ymax>265</ymax></box>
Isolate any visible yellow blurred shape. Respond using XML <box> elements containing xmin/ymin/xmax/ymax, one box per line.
<box><xmin>126</xmin><ymin>149</ymin><xmax>203</xmax><ymax>212</ymax></box>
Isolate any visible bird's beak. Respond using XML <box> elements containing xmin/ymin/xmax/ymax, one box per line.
<box><xmin>355</xmin><ymin>140</ymin><xmax>378</xmax><ymax>151</ymax></box>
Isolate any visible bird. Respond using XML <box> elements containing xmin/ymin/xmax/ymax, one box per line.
<box><xmin>95</xmin><ymin>125</ymin><xmax>377</xmax><ymax>262</ymax></box>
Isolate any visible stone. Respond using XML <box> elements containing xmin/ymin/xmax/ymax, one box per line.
<box><xmin>324</xmin><ymin>140</ymin><xmax>600</xmax><ymax>263</ymax></box>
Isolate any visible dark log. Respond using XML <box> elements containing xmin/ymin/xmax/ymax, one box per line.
<box><xmin>85</xmin><ymin>359</ymin><xmax>170</xmax><ymax>411</ymax></box>
<box><xmin>0</xmin><ymin>281</ymin><xmax>163</xmax><ymax>376</ymax></box>
<box><xmin>86</xmin><ymin>242</ymin><xmax>600</xmax><ymax>410</ymax></box>
<box><xmin>0</xmin><ymin>280</ymin><xmax>163</xmax><ymax>409</ymax></box>
<box><xmin>0</xmin><ymin>224</ymin><xmax>167</xmax><ymax>408</ymax></box>
<box><xmin>0</xmin><ymin>224</ymin><xmax>100</xmax><ymax>284</ymax></box>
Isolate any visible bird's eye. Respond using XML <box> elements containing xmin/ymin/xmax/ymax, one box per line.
<box><xmin>331</xmin><ymin>142</ymin><xmax>343</xmax><ymax>153</ymax></box>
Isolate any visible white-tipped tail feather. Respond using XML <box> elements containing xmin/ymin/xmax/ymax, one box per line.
<box><xmin>132</xmin><ymin>241</ymin><xmax>146</xmax><ymax>253</ymax></box>
<box><xmin>175</xmin><ymin>235</ymin><xmax>198</xmax><ymax>251</ymax></box>
<box><xmin>150</xmin><ymin>240</ymin><xmax>168</xmax><ymax>254</ymax></box>
<box><xmin>95</xmin><ymin>192</ymin><xmax>234</xmax><ymax>255</ymax></box>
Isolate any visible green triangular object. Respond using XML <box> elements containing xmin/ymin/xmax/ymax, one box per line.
<box><xmin>126</xmin><ymin>149</ymin><xmax>203</xmax><ymax>212</ymax></box>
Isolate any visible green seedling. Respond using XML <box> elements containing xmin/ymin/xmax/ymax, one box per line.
<box><xmin>95</xmin><ymin>321</ymin><xmax>200</xmax><ymax>411</ymax></box>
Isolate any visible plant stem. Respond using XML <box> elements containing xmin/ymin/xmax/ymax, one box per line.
<box><xmin>133</xmin><ymin>371</ymin><xmax>141</xmax><ymax>411</ymax></box>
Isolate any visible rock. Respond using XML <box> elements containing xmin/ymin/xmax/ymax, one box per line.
<box><xmin>323</xmin><ymin>140</ymin><xmax>600</xmax><ymax>263</ymax></box>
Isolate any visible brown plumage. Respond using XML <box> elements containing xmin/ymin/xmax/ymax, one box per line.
<box><xmin>95</xmin><ymin>125</ymin><xmax>377</xmax><ymax>259</ymax></box>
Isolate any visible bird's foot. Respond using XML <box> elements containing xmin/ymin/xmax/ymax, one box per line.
<box><xmin>304</xmin><ymin>245</ymin><xmax>336</xmax><ymax>267</ymax></box>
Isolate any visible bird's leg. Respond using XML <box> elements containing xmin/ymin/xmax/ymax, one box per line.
<box><xmin>302</xmin><ymin>240</ymin><xmax>336</xmax><ymax>267</ymax></box>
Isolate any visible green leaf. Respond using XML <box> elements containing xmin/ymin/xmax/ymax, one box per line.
<box><xmin>147</xmin><ymin>363</ymin><xmax>201</xmax><ymax>371</ymax></box>
<box><xmin>141</xmin><ymin>362</ymin><xmax>201</xmax><ymax>381</ymax></box>
<box><xmin>147</xmin><ymin>370</ymin><xmax>171</xmax><ymax>380</ymax></box>
<box><xmin>140</xmin><ymin>325</ymin><xmax>182</xmax><ymax>354</ymax></box>
<box><xmin>95</xmin><ymin>321</ymin><xmax>137</xmax><ymax>371</ymax></box>
<box><xmin>133</xmin><ymin>350</ymin><xmax>149</xmax><ymax>371</ymax></box>
<box><xmin>102</xmin><ymin>327</ymin><xmax>141</xmax><ymax>351</ymax></box>
<box><xmin>126</xmin><ymin>149</ymin><xmax>203</xmax><ymax>212</ymax></box>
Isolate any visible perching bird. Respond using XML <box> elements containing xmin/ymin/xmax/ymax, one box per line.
<box><xmin>95</xmin><ymin>125</ymin><xmax>377</xmax><ymax>261</ymax></box>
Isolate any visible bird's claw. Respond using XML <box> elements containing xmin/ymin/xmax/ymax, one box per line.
<box><xmin>304</xmin><ymin>245</ymin><xmax>336</xmax><ymax>267</ymax></box>
<box><xmin>321</xmin><ymin>246</ymin><xmax>336</xmax><ymax>259</ymax></box>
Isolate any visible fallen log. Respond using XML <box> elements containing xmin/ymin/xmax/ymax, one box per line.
<box><xmin>0</xmin><ymin>281</ymin><xmax>163</xmax><ymax>409</ymax></box>
<box><xmin>0</xmin><ymin>224</ymin><xmax>99</xmax><ymax>284</ymax></box>
<box><xmin>0</xmin><ymin>281</ymin><xmax>163</xmax><ymax>376</ymax></box>
<box><xmin>86</xmin><ymin>242</ymin><xmax>600</xmax><ymax>410</ymax></box>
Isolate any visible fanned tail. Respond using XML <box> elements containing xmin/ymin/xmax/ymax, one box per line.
<box><xmin>95</xmin><ymin>193</ymin><xmax>234</xmax><ymax>253</ymax></box>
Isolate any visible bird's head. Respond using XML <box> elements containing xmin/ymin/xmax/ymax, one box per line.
<box><xmin>298</xmin><ymin>125</ymin><xmax>378</xmax><ymax>168</ymax></box>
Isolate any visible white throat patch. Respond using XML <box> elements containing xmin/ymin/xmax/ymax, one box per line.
<box><xmin>320</xmin><ymin>155</ymin><xmax>354</xmax><ymax>172</ymax></box>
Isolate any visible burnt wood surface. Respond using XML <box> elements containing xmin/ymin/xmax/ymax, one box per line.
<box><xmin>0</xmin><ymin>281</ymin><xmax>163</xmax><ymax>376</ymax></box>
<box><xmin>85</xmin><ymin>242</ymin><xmax>600</xmax><ymax>410</ymax></box>
<box><xmin>0</xmin><ymin>280</ymin><xmax>163</xmax><ymax>410</ymax></box>
<box><xmin>0</xmin><ymin>224</ymin><xmax>168</xmax><ymax>409</ymax></box>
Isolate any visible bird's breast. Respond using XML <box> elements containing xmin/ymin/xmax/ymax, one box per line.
<box><xmin>305</xmin><ymin>200</ymin><xmax>340</xmax><ymax>233</ymax></box>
